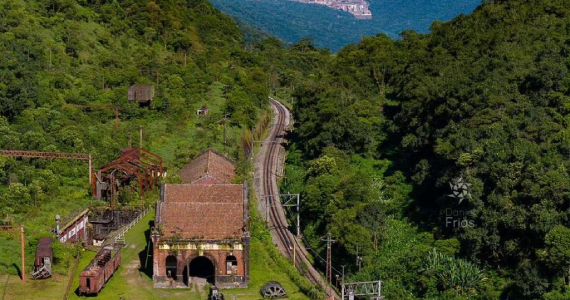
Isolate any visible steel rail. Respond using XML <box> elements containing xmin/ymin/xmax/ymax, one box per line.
<box><xmin>262</xmin><ymin>99</ymin><xmax>338</xmax><ymax>299</ymax></box>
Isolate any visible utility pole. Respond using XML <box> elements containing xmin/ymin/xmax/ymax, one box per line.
<box><xmin>356</xmin><ymin>244</ymin><xmax>363</xmax><ymax>272</ymax></box>
<box><xmin>139</xmin><ymin>126</ymin><xmax>143</xmax><ymax>148</ymax></box>
<box><xmin>88</xmin><ymin>154</ymin><xmax>92</xmax><ymax>184</ymax></box>
<box><xmin>321</xmin><ymin>232</ymin><xmax>336</xmax><ymax>296</ymax></box>
<box><xmin>296</xmin><ymin>194</ymin><xmax>300</xmax><ymax>237</ymax></box>
<box><xmin>20</xmin><ymin>225</ymin><xmax>25</xmax><ymax>282</ymax></box>
<box><xmin>341</xmin><ymin>265</ymin><xmax>345</xmax><ymax>300</ymax></box>
<box><xmin>220</xmin><ymin>112</ymin><xmax>230</xmax><ymax>151</ymax></box>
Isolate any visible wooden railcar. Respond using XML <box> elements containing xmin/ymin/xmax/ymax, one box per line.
<box><xmin>78</xmin><ymin>245</ymin><xmax>121</xmax><ymax>295</ymax></box>
<box><xmin>32</xmin><ymin>237</ymin><xmax>53</xmax><ymax>279</ymax></box>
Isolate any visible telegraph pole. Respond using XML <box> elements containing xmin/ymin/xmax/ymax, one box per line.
<box><xmin>356</xmin><ymin>244</ymin><xmax>363</xmax><ymax>271</ymax></box>
<box><xmin>356</xmin><ymin>244</ymin><xmax>359</xmax><ymax>267</ymax></box>
<box><xmin>223</xmin><ymin>112</ymin><xmax>229</xmax><ymax>145</ymax></box>
<box><xmin>321</xmin><ymin>232</ymin><xmax>336</xmax><ymax>296</ymax></box>
<box><xmin>342</xmin><ymin>265</ymin><xmax>345</xmax><ymax>299</ymax></box>
<box><xmin>139</xmin><ymin>126</ymin><xmax>143</xmax><ymax>148</ymax></box>
<box><xmin>20</xmin><ymin>225</ymin><xmax>25</xmax><ymax>282</ymax></box>
<box><xmin>220</xmin><ymin>112</ymin><xmax>229</xmax><ymax>151</ymax></box>
<box><xmin>296</xmin><ymin>194</ymin><xmax>300</xmax><ymax>237</ymax></box>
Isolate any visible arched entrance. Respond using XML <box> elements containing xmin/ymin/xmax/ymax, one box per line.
<box><xmin>166</xmin><ymin>255</ymin><xmax>177</xmax><ymax>281</ymax></box>
<box><xmin>189</xmin><ymin>256</ymin><xmax>215</xmax><ymax>284</ymax></box>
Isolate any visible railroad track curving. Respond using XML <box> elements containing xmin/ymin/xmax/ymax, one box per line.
<box><xmin>260</xmin><ymin>98</ymin><xmax>338</xmax><ymax>299</ymax></box>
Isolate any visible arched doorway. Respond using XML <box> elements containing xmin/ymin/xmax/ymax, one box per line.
<box><xmin>189</xmin><ymin>256</ymin><xmax>215</xmax><ymax>284</ymax></box>
<box><xmin>166</xmin><ymin>255</ymin><xmax>178</xmax><ymax>281</ymax></box>
<box><xmin>226</xmin><ymin>255</ymin><xmax>238</xmax><ymax>275</ymax></box>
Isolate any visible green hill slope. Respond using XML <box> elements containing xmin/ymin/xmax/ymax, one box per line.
<box><xmin>0</xmin><ymin>1</ymin><xmax>322</xmax><ymax>299</ymax></box>
<box><xmin>285</xmin><ymin>0</ymin><xmax>570</xmax><ymax>299</ymax></box>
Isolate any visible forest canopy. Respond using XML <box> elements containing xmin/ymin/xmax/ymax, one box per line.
<box><xmin>284</xmin><ymin>0</ymin><xmax>570</xmax><ymax>298</ymax></box>
<box><xmin>2</xmin><ymin>0</ymin><xmax>570</xmax><ymax>299</ymax></box>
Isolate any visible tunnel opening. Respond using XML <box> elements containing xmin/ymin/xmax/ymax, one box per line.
<box><xmin>189</xmin><ymin>256</ymin><xmax>215</xmax><ymax>284</ymax></box>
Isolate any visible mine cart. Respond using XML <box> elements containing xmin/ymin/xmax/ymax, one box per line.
<box><xmin>78</xmin><ymin>245</ymin><xmax>122</xmax><ymax>295</ymax></box>
<box><xmin>32</xmin><ymin>237</ymin><xmax>53</xmax><ymax>279</ymax></box>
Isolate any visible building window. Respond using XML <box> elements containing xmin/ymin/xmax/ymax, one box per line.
<box><xmin>226</xmin><ymin>255</ymin><xmax>238</xmax><ymax>275</ymax></box>
<box><xmin>166</xmin><ymin>255</ymin><xmax>178</xmax><ymax>280</ymax></box>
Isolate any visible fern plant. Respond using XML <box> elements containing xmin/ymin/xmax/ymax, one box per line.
<box><xmin>420</xmin><ymin>248</ymin><xmax>487</xmax><ymax>295</ymax></box>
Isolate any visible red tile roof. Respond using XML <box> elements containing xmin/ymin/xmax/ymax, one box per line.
<box><xmin>180</xmin><ymin>149</ymin><xmax>236</xmax><ymax>184</ymax></box>
<box><xmin>158</xmin><ymin>184</ymin><xmax>244</xmax><ymax>240</ymax></box>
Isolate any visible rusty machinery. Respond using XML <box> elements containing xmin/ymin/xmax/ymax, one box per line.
<box><xmin>0</xmin><ymin>225</ymin><xmax>26</xmax><ymax>282</ymax></box>
<box><xmin>92</xmin><ymin>148</ymin><xmax>163</xmax><ymax>206</ymax></box>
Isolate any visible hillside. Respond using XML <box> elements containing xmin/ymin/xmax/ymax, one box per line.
<box><xmin>283</xmin><ymin>0</ymin><xmax>570</xmax><ymax>299</ymax></box>
<box><xmin>0</xmin><ymin>0</ymin><xmax>323</xmax><ymax>298</ymax></box>
<box><xmin>210</xmin><ymin>0</ymin><xmax>480</xmax><ymax>51</ymax></box>
<box><xmin>2</xmin><ymin>0</ymin><xmax>570</xmax><ymax>299</ymax></box>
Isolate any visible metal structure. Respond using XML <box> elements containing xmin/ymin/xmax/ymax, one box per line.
<box><xmin>63</xmin><ymin>104</ymin><xmax>120</xmax><ymax>131</ymax></box>
<box><xmin>0</xmin><ymin>225</ymin><xmax>25</xmax><ymax>282</ymax></box>
<box><xmin>356</xmin><ymin>245</ymin><xmax>363</xmax><ymax>272</ymax></box>
<box><xmin>219</xmin><ymin>112</ymin><xmax>230</xmax><ymax>150</ymax></box>
<box><xmin>32</xmin><ymin>237</ymin><xmax>53</xmax><ymax>279</ymax></box>
<box><xmin>91</xmin><ymin>148</ymin><xmax>163</xmax><ymax>205</ymax></box>
<box><xmin>264</xmin><ymin>194</ymin><xmax>300</xmax><ymax>237</ymax></box>
<box><xmin>260</xmin><ymin>281</ymin><xmax>287</xmax><ymax>299</ymax></box>
<box><xmin>321</xmin><ymin>232</ymin><xmax>337</xmax><ymax>296</ymax></box>
<box><xmin>78</xmin><ymin>245</ymin><xmax>122</xmax><ymax>295</ymax></box>
<box><xmin>341</xmin><ymin>281</ymin><xmax>382</xmax><ymax>300</ymax></box>
<box><xmin>0</xmin><ymin>150</ymin><xmax>92</xmax><ymax>182</ymax></box>
<box><xmin>90</xmin><ymin>207</ymin><xmax>146</xmax><ymax>245</ymax></box>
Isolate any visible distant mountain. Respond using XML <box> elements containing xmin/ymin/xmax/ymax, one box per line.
<box><xmin>210</xmin><ymin>0</ymin><xmax>481</xmax><ymax>51</ymax></box>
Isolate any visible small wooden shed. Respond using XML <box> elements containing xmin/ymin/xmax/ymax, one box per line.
<box><xmin>128</xmin><ymin>84</ymin><xmax>155</xmax><ymax>102</ymax></box>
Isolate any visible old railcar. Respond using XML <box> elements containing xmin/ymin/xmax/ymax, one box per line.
<box><xmin>78</xmin><ymin>245</ymin><xmax>121</xmax><ymax>295</ymax></box>
<box><xmin>32</xmin><ymin>237</ymin><xmax>53</xmax><ymax>279</ymax></box>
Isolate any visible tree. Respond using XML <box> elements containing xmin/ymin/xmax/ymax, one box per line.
<box><xmin>541</xmin><ymin>226</ymin><xmax>570</xmax><ymax>279</ymax></box>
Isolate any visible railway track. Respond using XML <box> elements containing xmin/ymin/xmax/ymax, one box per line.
<box><xmin>257</xmin><ymin>98</ymin><xmax>338</xmax><ymax>299</ymax></box>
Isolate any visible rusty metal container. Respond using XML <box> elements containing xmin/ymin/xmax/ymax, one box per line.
<box><xmin>78</xmin><ymin>245</ymin><xmax>121</xmax><ymax>295</ymax></box>
<box><xmin>32</xmin><ymin>237</ymin><xmax>53</xmax><ymax>279</ymax></box>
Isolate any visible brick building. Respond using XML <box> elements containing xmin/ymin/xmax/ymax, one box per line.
<box><xmin>180</xmin><ymin>149</ymin><xmax>236</xmax><ymax>184</ymax></box>
<box><xmin>152</xmin><ymin>184</ymin><xmax>250</xmax><ymax>288</ymax></box>
<box><xmin>56</xmin><ymin>209</ymin><xmax>89</xmax><ymax>243</ymax></box>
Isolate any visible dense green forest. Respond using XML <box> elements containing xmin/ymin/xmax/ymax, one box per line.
<box><xmin>210</xmin><ymin>0</ymin><xmax>480</xmax><ymax>51</ymax></box>
<box><xmin>0</xmin><ymin>0</ymin><xmax>324</xmax><ymax>278</ymax></box>
<box><xmin>281</xmin><ymin>0</ymin><xmax>570</xmax><ymax>299</ymax></box>
<box><xmin>2</xmin><ymin>0</ymin><xmax>570</xmax><ymax>299</ymax></box>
